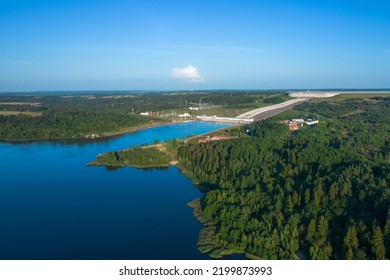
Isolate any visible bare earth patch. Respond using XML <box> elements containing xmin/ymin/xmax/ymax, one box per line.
<box><xmin>0</xmin><ymin>111</ymin><xmax>42</xmax><ymax>116</ymax></box>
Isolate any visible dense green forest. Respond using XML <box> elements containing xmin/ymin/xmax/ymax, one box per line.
<box><xmin>0</xmin><ymin>91</ymin><xmax>285</xmax><ymax>140</ymax></box>
<box><xmin>0</xmin><ymin>109</ymin><xmax>159</xmax><ymax>139</ymax></box>
<box><xmin>93</xmin><ymin>139</ymin><xmax>181</xmax><ymax>168</ymax></box>
<box><xmin>178</xmin><ymin>97</ymin><xmax>390</xmax><ymax>259</ymax></box>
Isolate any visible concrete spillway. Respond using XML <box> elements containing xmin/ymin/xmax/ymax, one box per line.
<box><xmin>288</xmin><ymin>92</ymin><xmax>340</xmax><ymax>98</ymax></box>
<box><xmin>235</xmin><ymin>98</ymin><xmax>307</xmax><ymax>119</ymax></box>
<box><xmin>196</xmin><ymin>98</ymin><xmax>308</xmax><ymax>123</ymax></box>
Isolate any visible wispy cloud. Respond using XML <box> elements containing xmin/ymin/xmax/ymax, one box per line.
<box><xmin>168</xmin><ymin>44</ymin><xmax>263</xmax><ymax>53</ymax></box>
<box><xmin>172</xmin><ymin>65</ymin><xmax>205</xmax><ymax>83</ymax></box>
<box><xmin>62</xmin><ymin>45</ymin><xmax>184</xmax><ymax>55</ymax></box>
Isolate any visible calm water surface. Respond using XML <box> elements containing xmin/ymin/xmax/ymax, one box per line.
<box><xmin>0</xmin><ymin>122</ymin><xmax>233</xmax><ymax>259</ymax></box>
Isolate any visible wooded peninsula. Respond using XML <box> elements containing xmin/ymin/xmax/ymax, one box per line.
<box><xmin>95</xmin><ymin>94</ymin><xmax>390</xmax><ymax>260</ymax></box>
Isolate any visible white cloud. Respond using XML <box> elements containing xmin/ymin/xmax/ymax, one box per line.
<box><xmin>171</xmin><ymin>65</ymin><xmax>204</xmax><ymax>82</ymax></box>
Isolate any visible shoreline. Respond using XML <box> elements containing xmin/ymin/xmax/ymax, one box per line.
<box><xmin>87</xmin><ymin>121</ymin><xmax>237</xmax><ymax>169</ymax></box>
<box><xmin>100</xmin><ymin>119</ymin><xmax>196</xmax><ymax>138</ymax></box>
<box><xmin>0</xmin><ymin>119</ymin><xmax>196</xmax><ymax>143</ymax></box>
<box><xmin>0</xmin><ymin>98</ymin><xmax>306</xmax><ymax>143</ymax></box>
<box><xmin>187</xmin><ymin>198</ymin><xmax>260</xmax><ymax>259</ymax></box>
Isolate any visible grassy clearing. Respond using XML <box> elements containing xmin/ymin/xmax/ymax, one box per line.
<box><xmin>157</xmin><ymin>106</ymin><xmax>253</xmax><ymax>118</ymax></box>
<box><xmin>143</xmin><ymin>143</ymin><xmax>178</xmax><ymax>164</ymax></box>
<box><xmin>341</xmin><ymin>109</ymin><xmax>365</xmax><ymax>117</ymax></box>
<box><xmin>101</xmin><ymin>120</ymin><xmax>170</xmax><ymax>137</ymax></box>
<box><xmin>309</xmin><ymin>94</ymin><xmax>389</xmax><ymax>104</ymax></box>
<box><xmin>196</xmin><ymin>107</ymin><xmax>254</xmax><ymax>117</ymax></box>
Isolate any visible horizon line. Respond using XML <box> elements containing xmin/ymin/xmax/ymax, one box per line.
<box><xmin>1</xmin><ymin>87</ymin><xmax>390</xmax><ymax>95</ymax></box>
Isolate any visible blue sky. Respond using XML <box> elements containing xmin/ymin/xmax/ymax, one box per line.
<box><xmin>0</xmin><ymin>0</ymin><xmax>389</xmax><ymax>91</ymax></box>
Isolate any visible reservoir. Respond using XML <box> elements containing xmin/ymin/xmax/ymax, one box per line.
<box><xmin>0</xmin><ymin>121</ymin><xmax>232</xmax><ymax>260</ymax></box>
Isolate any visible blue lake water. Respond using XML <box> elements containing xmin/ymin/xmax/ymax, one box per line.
<box><xmin>0</xmin><ymin>121</ymin><xmax>233</xmax><ymax>260</ymax></box>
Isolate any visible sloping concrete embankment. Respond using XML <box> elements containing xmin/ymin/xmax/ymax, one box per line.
<box><xmin>236</xmin><ymin>98</ymin><xmax>307</xmax><ymax>119</ymax></box>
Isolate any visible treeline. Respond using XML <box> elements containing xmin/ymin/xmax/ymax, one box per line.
<box><xmin>0</xmin><ymin>109</ymin><xmax>156</xmax><ymax>139</ymax></box>
<box><xmin>0</xmin><ymin>104</ymin><xmax>42</xmax><ymax>112</ymax></box>
<box><xmin>95</xmin><ymin>139</ymin><xmax>181</xmax><ymax>168</ymax></box>
<box><xmin>297</xmin><ymin>96</ymin><xmax>390</xmax><ymax>119</ymax></box>
<box><xmin>0</xmin><ymin>91</ymin><xmax>286</xmax><ymax>115</ymax></box>
<box><xmin>178</xmin><ymin>97</ymin><xmax>390</xmax><ymax>259</ymax></box>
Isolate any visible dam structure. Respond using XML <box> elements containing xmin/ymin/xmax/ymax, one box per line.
<box><xmin>235</xmin><ymin>98</ymin><xmax>307</xmax><ymax>120</ymax></box>
<box><xmin>196</xmin><ymin>98</ymin><xmax>308</xmax><ymax>123</ymax></box>
<box><xmin>288</xmin><ymin>91</ymin><xmax>340</xmax><ymax>98</ymax></box>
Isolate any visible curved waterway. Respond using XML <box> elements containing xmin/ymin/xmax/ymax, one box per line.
<box><xmin>0</xmin><ymin>121</ymin><xmax>234</xmax><ymax>260</ymax></box>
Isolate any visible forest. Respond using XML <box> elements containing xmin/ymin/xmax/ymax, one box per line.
<box><xmin>96</xmin><ymin>146</ymin><xmax>170</xmax><ymax>168</ymax></box>
<box><xmin>0</xmin><ymin>109</ymin><xmax>160</xmax><ymax>140</ymax></box>
<box><xmin>178</xmin><ymin>96</ymin><xmax>390</xmax><ymax>259</ymax></box>
<box><xmin>93</xmin><ymin>139</ymin><xmax>181</xmax><ymax>168</ymax></box>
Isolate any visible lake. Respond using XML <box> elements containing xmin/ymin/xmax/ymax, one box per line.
<box><xmin>0</xmin><ymin>121</ymin><xmax>233</xmax><ymax>260</ymax></box>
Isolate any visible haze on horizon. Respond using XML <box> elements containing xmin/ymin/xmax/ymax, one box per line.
<box><xmin>0</xmin><ymin>0</ymin><xmax>389</xmax><ymax>92</ymax></box>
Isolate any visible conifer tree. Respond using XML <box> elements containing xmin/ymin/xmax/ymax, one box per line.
<box><xmin>371</xmin><ymin>226</ymin><xmax>385</xmax><ymax>260</ymax></box>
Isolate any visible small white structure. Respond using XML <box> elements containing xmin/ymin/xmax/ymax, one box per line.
<box><xmin>178</xmin><ymin>113</ymin><xmax>191</xmax><ymax>119</ymax></box>
<box><xmin>305</xmin><ymin>120</ymin><xmax>319</xmax><ymax>125</ymax></box>
<box><xmin>189</xmin><ymin>107</ymin><xmax>199</xmax><ymax>111</ymax></box>
<box><xmin>140</xmin><ymin>112</ymin><xmax>149</xmax><ymax>116</ymax></box>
